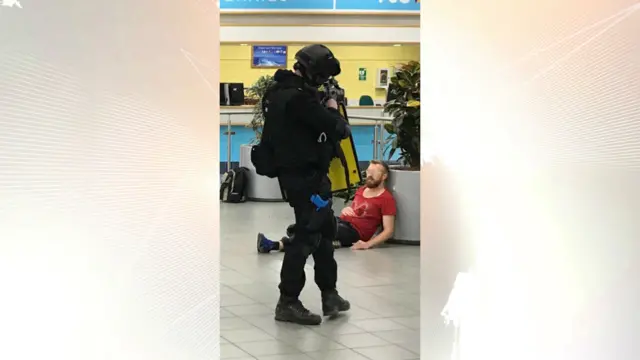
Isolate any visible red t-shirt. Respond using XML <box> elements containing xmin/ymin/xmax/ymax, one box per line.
<box><xmin>339</xmin><ymin>187</ymin><xmax>396</xmax><ymax>241</ymax></box>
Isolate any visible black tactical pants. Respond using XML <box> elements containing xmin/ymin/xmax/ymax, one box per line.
<box><xmin>285</xmin><ymin>218</ymin><xmax>360</xmax><ymax>248</ymax></box>
<box><xmin>277</xmin><ymin>171</ymin><xmax>338</xmax><ymax>300</ymax></box>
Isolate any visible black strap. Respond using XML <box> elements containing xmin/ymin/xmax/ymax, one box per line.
<box><xmin>260</xmin><ymin>85</ymin><xmax>276</xmax><ymax>144</ymax></box>
<box><xmin>336</xmin><ymin>102</ymin><xmax>352</xmax><ymax>194</ymax></box>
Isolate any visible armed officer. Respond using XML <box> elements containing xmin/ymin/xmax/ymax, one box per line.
<box><xmin>257</xmin><ymin>44</ymin><xmax>352</xmax><ymax>325</ymax></box>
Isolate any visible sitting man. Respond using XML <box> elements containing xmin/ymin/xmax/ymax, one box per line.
<box><xmin>258</xmin><ymin>160</ymin><xmax>396</xmax><ymax>252</ymax></box>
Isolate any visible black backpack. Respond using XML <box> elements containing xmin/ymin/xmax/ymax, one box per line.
<box><xmin>250</xmin><ymin>143</ymin><xmax>277</xmax><ymax>178</ymax></box>
<box><xmin>220</xmin><ymin>167</ymin><xmax>250</xmax><ymax>203</ymax></box>
<box><xmin>251</xmin><ymin>86</ymin><xmax>279</xmax><ymax>179</ymax></box>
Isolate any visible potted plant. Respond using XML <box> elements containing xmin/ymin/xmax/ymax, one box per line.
<box><xmin>238</xmin><ymin>75</ymin><xmax>283</xmax><ymax>201</ymax></box>
<box><xmin>382</xmin><ymin>61</ymin><xmax>421</xmax><ymax>244</ymax></box>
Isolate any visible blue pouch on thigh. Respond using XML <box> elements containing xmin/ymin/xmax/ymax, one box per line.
<box><xmin>306</xmin><ymin>195</ymin><xmax>332</xmax><ymax>232</ymax></box>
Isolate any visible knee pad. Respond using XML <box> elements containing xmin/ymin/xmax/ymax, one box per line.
<box><xmin>281</xmin><ymin>235</ymin><xmax>293</xmax><ymax>246</ymax></box>
<box><xmin>290</xmin><ymin>229</ymin><xmax>321</xmax><ymax>253</ymax></box>
<box><xmin>286</xmin><ymin>224</ymin><xmax>295</xmax><ymax>237</ymax></box>
<box><xmin>307</xmin><ymin>232</ymin><xmax>322</xmax><ymax>252</ymax></box>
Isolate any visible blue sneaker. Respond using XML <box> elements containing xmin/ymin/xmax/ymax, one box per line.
<box><xmin>257</xmin><ymin>233</ymin><xmax>272</xmax><ymax>254</ymax></box>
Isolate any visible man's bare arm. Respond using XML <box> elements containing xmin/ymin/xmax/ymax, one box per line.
<box><xmin>367</xmin><ymin>215</ymin><xmax>395</xmax><ymax>247</ymax></box>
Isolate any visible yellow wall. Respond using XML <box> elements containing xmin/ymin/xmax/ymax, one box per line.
<box><xmin>220</xmin><ymin>44</ymin><xmax>420</xmax><ymax>101</ymax></box>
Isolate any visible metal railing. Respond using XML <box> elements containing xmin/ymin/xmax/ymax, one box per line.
<box><xmin>349</xmin><ymin>115</ymin><xmax>391</xmax><ymax>161</ymax></box>
<box><xmin>220</xmin><ymin>110</ymin><xmax>252</xmax><ymax>170</ymax></box>
<box><xmin>220</xmin><ymin>110</ymin><xmax>391</xmax><ymax>169</ymax></box>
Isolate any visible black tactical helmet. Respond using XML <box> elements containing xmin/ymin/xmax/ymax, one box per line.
<box><xmin>294</xmin><ymin>44</ymin><xmax>341</xmax><ymax>86</ymax></box>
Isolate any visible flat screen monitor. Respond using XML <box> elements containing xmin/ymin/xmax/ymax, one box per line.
<box><xmin>219</xmin><ymin>83</ymin><xmax>227</xmax><ymax>105</ymax></box>
<box><xmin>228</xmin><ymin>83</ymin><xmax>245</xmax><ymax>106</ymax></box>
<box><xmin>219</xmin><ymin>83</ymin><xmax>245</xmax><ymax>106</ymax></box>
<box><xmin>251</xmin><ymin>45</ymin><xmax>288</xmax><ymax>69</ymax></box>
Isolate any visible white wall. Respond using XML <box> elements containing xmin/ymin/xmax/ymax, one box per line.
<box><xmin>221</xmin><ymin>26</ymin><xmax>419</xmax><ymax>43</ymax></box>
<box><xmin>221</xmin><ymin>13</ymin><xmax>420</xmax><ymax>26</ymax></box>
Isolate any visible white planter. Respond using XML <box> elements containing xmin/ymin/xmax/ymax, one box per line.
<box><xmin>239</xmin><ymin>145</ymin><xmax>284</xmax><ymax>202</ymax></box>
<box><xmin>387</xmin><ymin>168</ymin><xmax>420</xmax><ymax>244</ymax></box>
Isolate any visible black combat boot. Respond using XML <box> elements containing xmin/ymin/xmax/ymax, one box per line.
<box><xmin>321</xmin><ymin>290</ymin><xmax>351</xmax><ymax>317</ymax></box>
<box><xmin>275</xmin><ymin>296</ymin><xmax>322</xmax><ymax>325</ymax></box>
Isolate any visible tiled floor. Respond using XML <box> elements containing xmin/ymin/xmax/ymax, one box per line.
<box><xmin>221</xmin><ymin>202</ymin><xmax>420</xmax><ymax>360</ymax></box>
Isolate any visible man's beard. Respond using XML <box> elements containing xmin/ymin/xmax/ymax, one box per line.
<box><xmin>365</xmin><ymin>178</ymin><xmax>382</xmax><ymax>188</ymax></box>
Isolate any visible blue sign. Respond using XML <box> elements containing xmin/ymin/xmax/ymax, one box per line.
<box><xmin>220</xmin><ymin>0</ymin><xmax>334</xmax><ymax>10</ymax></box>
<box><xmin>336</xmin><ymin>0</ymin><xmax>420</xmax><ymax>11</ymax></box>
<box><xmin>252</xmin><ymin>45</ymin><xmax>288</xmax><ymax>68</ymax></box>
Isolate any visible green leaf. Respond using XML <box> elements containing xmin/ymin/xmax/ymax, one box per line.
<box><xmin>383</xmin><ymin>123</ymin><xmax>395</xmax><ymax>134</ymax></box>
<box><xmin>389</xmin><ymin>146</ymin><xmax>397</xmax><ymax>160</ymax></box>
<box><xmin>384</xmin><ymin>60</ymin><xmax>421</xmax><ymax>168</ymax></box>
